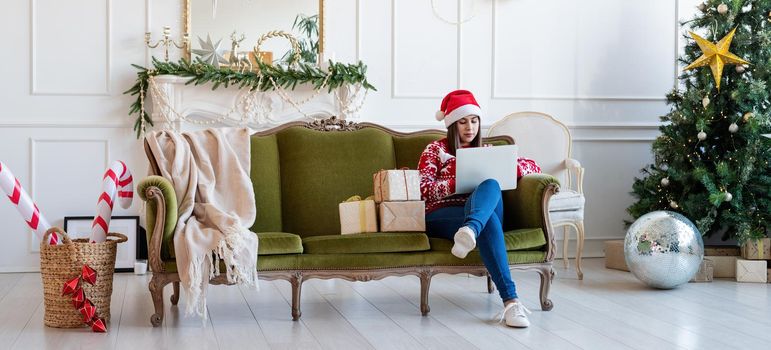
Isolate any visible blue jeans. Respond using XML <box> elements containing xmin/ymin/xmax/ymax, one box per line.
<box><xmin>425</xmin><ymin>179</ymin><xmax>517</xmax><ymax>302</ymax></box>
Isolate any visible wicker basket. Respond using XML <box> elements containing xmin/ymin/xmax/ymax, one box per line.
<box><xmin>39</xmin><ymin>227</ymin><xmax>127</xmax><ymax>328</ymax></box>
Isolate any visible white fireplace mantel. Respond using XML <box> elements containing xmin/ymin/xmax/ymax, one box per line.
<box><xmin>149</xmin><ymin>75</ymin><xmax>361</xmax><ymax>131</ymax></box>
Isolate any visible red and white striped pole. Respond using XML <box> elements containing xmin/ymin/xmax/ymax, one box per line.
<box><xmin>90</xmin><ymin>161</ymin><xmax>133</xmax><ymax>243</ymax></box>
<box><xmin>0</xmin><ymin>161</ymin><xmax>58</xmax><ymax>245</ymax></box>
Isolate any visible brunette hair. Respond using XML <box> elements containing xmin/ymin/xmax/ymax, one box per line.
<box><xmin>446</xmin><ymin>116</ymin><xmax>482</xmax><ymax>156</ymax></box>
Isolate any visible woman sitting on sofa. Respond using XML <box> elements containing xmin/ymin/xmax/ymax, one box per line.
<box><xmin>418</xmin><ymin>90</ymin><xmax>541</xmax><ymax>328</ymax></box>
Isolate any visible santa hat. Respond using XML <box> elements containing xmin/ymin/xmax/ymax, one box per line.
<box><xmin>435</xmin><ymin>90</ymin><xmax>483</xmax><ymax>127</ymax></box>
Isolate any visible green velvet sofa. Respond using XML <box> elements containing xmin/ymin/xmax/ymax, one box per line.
<box><xmin>138</xmin><ymin>117</ymin><xmax>560</xmax><ymax>327</ymax></box>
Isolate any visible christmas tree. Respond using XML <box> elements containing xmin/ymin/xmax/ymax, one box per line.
<box><xmin>628</xmin><ymin>0</ymin><xmax>771</xmax><ymax>244</ymax></box>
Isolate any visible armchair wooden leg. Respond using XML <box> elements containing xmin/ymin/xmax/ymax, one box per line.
<box><xmin>486</xmin><ymin>275</ymin><xmax>495</xmax><ymax>294</ymax></box>
<box><xmin>562</xmin><ymin>226</ymin><xmax>570</xmax><ymax>269</ymax></box>
<box><xmin>576</xmin><ymin>221</ymin><xmax>585</xmax><ymax>280</ymax></box>
<box><xmin>537</xmin><ymin>266</ymin><xmax>554</xmax><ymax>311</ymax></box>
<box><xmin>171</xmin><ymin>281</ymin><xmax>180</xmax><ymax>305</ymax></box>
<box><xmin>149</xmin><ymin>273</ymin><xmax>173</xmax><ymax>327</ymax></box>
<box><xmin>290</xmin><ymin>272</ymin><xmax>303</xmax><ymax>321</ymax></box>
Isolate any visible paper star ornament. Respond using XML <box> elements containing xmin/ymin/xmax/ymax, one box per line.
<box><xmin>192</xmin><ymin>34</ymin><xmax>227</xmax><ymax>66</ymax></box>
<box><xmin>684</xmin><ymin>28</ymin><xmax>749</xmax><ymax>90</ymax></box>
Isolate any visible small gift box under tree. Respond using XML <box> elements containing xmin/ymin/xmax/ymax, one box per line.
<box><xmin>740</xmin><ymin>238</ymin><xmax>771</xmax><ymax>260</ymax></box>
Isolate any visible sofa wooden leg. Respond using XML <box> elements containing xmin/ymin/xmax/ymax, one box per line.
<box><xmin>171</xmin><ymin>281</ymin><xmax>180</xmax><ymax>305</ymax></box>
<box><xmin>538</xmin><ymin>266</ymin><xmax>554</xmax><ymax>311</ymax></box>
<box><xmin>419</xmin><ymin>271</ymin><xmax>432</xmax><ymax>316</ymax></box>
<box><xmin>149</xmin><ymin>274</ymin><xmax>168</xmax><ymax>327</ymax></box>
<box><xmin>290</xmin><ymin>273</ymin><xmax>303</xmax><ymax>321</ymax></box>
<box><xmin>486</xmin><ymin>275</ymin><xmax>495</xmax><ymax>294</ymax></box>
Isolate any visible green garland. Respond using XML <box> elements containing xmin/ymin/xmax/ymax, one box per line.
<box><xmin>124</xmin><ymin>57</ymin><xmax>376</xmax><ymax>138</ymax></box>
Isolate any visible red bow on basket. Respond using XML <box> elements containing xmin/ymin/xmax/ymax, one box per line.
<box><xmin>61</xmin><ymin>264</ymin><xmax>106</xmax><ymax>332</ymax></box>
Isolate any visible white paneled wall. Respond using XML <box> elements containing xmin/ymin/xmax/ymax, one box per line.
<box><xmin>0</xmin><ymin>0</ymin><xmax>699</xmax><ymax>271</ymax></box>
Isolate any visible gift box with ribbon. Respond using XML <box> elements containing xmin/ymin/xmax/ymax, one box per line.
<box><xmin>740</xmin><ymin>238</ymin><xmax>771</xmax><ymax>260</ymax></box>
<box><xmin>379</xmin><ymin>201</ymin><xmax>426</xmax><ymax>232</ymax></box>
<box><xmin>339</xmin><ymin>195</ymin><xmax>378</xmax><ymax>234</ymax></box>
<box><xmin>373</xmin><ymin>169</ymin><xmax>421</xmax><ymax>203</ymax></box>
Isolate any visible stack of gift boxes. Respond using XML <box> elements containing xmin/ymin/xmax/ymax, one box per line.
<box><xmin>338</xmin><ymin>169</ymin><xmax>425</xmax><ymax>234</ymax></box>
<box><xmin>735</xmin><ymin>238</ymin><xmax>770</xmax><ymax>283</ymax></box>
<box><xmin>605</xmin><ymin>238</ymin><xmax>770</xmax><ymax>283</ymax></box>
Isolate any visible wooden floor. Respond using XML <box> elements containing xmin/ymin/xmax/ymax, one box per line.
<box><xmin>1</xmin><ymin>258</ymin><xmax>769</xmax><ymax>350</ymax></box>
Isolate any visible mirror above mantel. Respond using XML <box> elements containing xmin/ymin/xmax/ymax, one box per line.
<box><xmin>182</xmin><ymin>0</ymin><xmax>324</xmax><ymax>64</ymax></box>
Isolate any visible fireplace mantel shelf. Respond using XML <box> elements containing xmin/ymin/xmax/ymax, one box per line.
<box><xmin>149</xmin><ymin>74</ymin><xmax>357</xmax><ymax>131</ymax></box>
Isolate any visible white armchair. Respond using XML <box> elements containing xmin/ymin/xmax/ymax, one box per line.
<box><xmin>488</xmin><ymin>112</ymin><xmax>586</xmax><ymax>279</ymax></box>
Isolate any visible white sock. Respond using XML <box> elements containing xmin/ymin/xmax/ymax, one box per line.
<box><xmin>451</xmin><ymin>226</ymin><xmax>476</xmax><ymax>259</ymax></box>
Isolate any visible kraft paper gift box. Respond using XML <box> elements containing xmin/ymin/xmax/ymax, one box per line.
<box><xmin>373</xmin><ymin>169</ymin><xmax>421</xmax><ymax>203</ymax></box>
<box><xmin>740</xmin><ymin>238</ymin><xmax>771</xmax><ymax>260</ymax></box>
<box><xmin>704</xmin><ymin>246</ymin><xmax>740</xmax><ymax>256</ymax></box>
<box><xmin>735</xmin><ymin>258</ymin><xmax>768</xmax><ymax>283</ymax></box>
<box><xmin>706</xmin><ymin>256</ymin><xmax>737</xmax><ymax>278</ymax></box>
<box><xmin>339</xmin><ymin>196</ymin><xmax>378</xmax><ymax>234</ymax></box>
<box><xmin>379</xmin><ymin>201</ymin><xmax>426</xmax><ymax>232</ymax></box>
<box><xmin>689</xmin><ymin>259</ymin><xmax>714</xmax><ymax>282</ymax></box>
<box><xmin>604</xmin><ymin>240</ymin><xmax>629</xmax><ymax>272</ymax></box>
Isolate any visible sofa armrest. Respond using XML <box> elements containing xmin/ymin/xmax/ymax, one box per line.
<box><xmin>138</xmin><ymin>176</ymin><xmax>178</xmax><ymax>272</ymax></box>
<box><xmin>502</xmin><ymin>174</ymin><xmax>560</xmax><ymax>262</ymax></box>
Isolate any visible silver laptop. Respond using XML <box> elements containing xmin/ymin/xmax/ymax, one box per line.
<box><xmin>455</xmin><ymin>145</ymin><xmax>518</xmax><ymax>194</ymax></box>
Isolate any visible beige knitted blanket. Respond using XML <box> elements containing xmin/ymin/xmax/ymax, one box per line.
<box><xmin>145</xmin><ymin>128</ymin><xmax>258</xmax><ymax>317</ymax></box>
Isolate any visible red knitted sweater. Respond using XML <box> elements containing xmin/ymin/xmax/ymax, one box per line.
<box><xmin>417</xmin><ymin>138</ymin><xmax>542</xmax><ymax>214</ymax></box>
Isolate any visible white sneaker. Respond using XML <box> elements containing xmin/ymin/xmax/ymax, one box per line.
<box><xmin>498</xmin><ymin>301</ymin><xmax>531</xmax><ymax>328</ymax></box>
<box><xmin>451</xmin><ymin>226</ymin><xmax>476</xmax><ymax>259</ymax></box>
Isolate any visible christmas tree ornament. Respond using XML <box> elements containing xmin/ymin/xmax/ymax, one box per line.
<box><xmin>684</xmin><ymin>28</ymin><xmax>750</xmax><ymax>90</ymax></box>
<box><xmin>670</xmin><ymin>200</ymin><xmax>679</xmax><ymax>209</ymax></box>
<box><xmin>192</xmin><ymin>35</ymin><xmax>227</xmax><ymax>67</ymax></box>
<box><xmin>81</xmin><ymin>264</ymin><xmax>97</xmax><ymax>285</ymax></box>
<box><xmin>697</xmin><ymin>131</ymin><xmax>707</xmax><ymax>141</ymax></box>
<box><xmin>72</xmin><ymin>288</ymin><xmax>86</xmax><ymax>309</ymax></box>
<box><xmin>743</xmin><ymin>112</ymin><xmax>753</xmax><ymax>122</ymax></box>
<box><xmin>697</xmin><ymin>3</ymin><xmax>707</xmax><ymax>12</ymax></box>
<box><xmin>80</xmin><ymin>300</ymin><xmax>96</xmax><ymax>323</ymax></box>
<box><xmin>624</xmin><ymin>211</ymin><xmax>703</xmax><ymax>289</ymax></box>
<box><xmin>724</xmin><ymin>192</ymin><xmax>733</xmax><ymax>202</ymax></box>
<box><xmin>91</xmin><ymin>318</ymin><xmax>107</xmax><ymax>333</ymax></box>
<box><xmin>729</xmin><ymin>123</ymin><xmax>739</xmax><ymax>133</ymax></box>
<box><xmin>61</xmin><ymin>276</ymin><xmax>80</xmax><ymax>296</ymax></box>
<box><xmin>661</xmin><ymin>177</ymin><xmax>670</xmax><ymax>186</ymax></box>
<box><xmin>717</xmin><ymin>3</ymin><xmax>728</xmax><ymax>15</ymax></box>
<box><xmin>702</xmin><ymin>96</ymin><xmax>710</xmax><ymax>108</ymax></box>
<box><xmin>735</xmin><ymin>64</ymin><xmax>746</xmax><ymax>73</ymax></box>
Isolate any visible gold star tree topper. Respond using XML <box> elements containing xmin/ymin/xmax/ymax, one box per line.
<box><xmin>683</xmin><ymin>28</ymin><xmax>749</xmax><ymax>90</ymax></box>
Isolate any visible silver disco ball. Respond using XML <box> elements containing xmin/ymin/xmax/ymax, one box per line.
<box><xmin>624</xmin><ymin>211</ymin><xmax>704</xmax><ymax>289</ymax></box>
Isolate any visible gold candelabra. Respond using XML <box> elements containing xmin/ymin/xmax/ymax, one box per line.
<box><xmin>145</xmin><ymin>26</ymin><xmax>188</xmax><ymax>61</ymax></box>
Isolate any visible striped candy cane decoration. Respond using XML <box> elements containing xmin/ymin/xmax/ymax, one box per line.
<box><xmin>0</xmin><ymin>161</ymin><xmax>58</xmax><ymax>245</ymax></box>
<box><xmin>90</xmin><ymin>160</ymin><xmax>133</xmax><ymax>243</ymax></box>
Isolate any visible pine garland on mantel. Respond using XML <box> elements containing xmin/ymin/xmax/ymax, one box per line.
<box><xmin>124</xmin><ymin>57</ymin><xmax>376</xmax><ymax>138</ymax></box>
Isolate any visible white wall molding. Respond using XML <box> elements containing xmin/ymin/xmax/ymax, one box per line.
<box><xmin>31</xmin><ymin>0</ymin><xmax>112</xmax><ymax>96</ymax></box>
<box><xmin>391</xmin><ymin>0</ymin><xmax>461</xmax><ymax>99</ymax></box>
<box><xmin>490</xmin><ymin>0</ymin><xmax>677</xmax><ymax>101</ymax></box>
<box><xmin>28</xmin><ymin>138</ymin><xmax>110</xmax><ymax>252</ymax></box>
<box><xmin>0</xmin><ymin>121</ymin><xmax>133</xmax><ymax>128</ymax></box>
